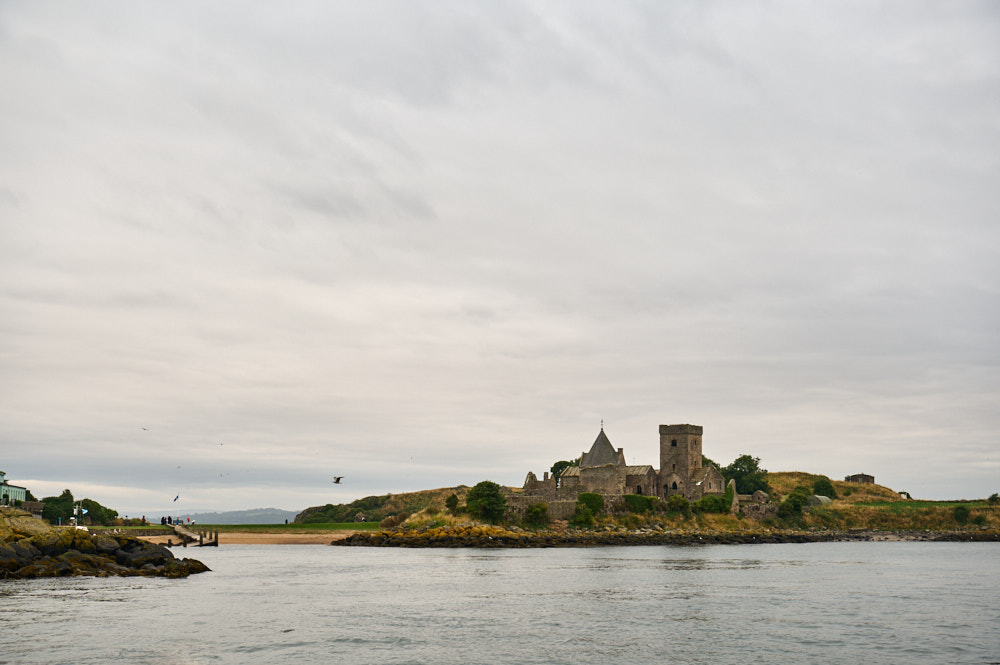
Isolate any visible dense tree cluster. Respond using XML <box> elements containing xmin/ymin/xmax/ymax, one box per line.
<box><xmin>39</xmin><ymin>490</ymin><xmax>118</xmax><ymax>526</ymax></box>
<box><xmin>465</xmin><ymin>481</ymin><xmax>507</xmax><ymax>524</ymax></box>
<box><xmin>721</xmin><ymin>455</ymin><xmax>770</xmax><ymax>494</ymax></box>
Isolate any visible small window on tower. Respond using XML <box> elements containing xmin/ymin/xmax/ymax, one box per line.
<box><xmin>671</xmin><ymin>439</ymin><xmax>677</xmax><ymax>447</ymax></box>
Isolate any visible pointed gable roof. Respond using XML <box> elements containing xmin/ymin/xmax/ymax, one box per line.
<box><xmin>580</xmin><ymin>429</ymin><xmax>620</xmax><ymax>468</ymax></box>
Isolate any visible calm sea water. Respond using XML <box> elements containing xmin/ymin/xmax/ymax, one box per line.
<box><xmin>1</xmin><ymin>542</ymin><xmax>998</xmax><ymax>665</ymax></box>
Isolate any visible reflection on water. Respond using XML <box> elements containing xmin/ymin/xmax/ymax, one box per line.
<box><xmin>1</xmin><ymin>542</ymin><xmax>998</xmax><ymax>665</ymax></box>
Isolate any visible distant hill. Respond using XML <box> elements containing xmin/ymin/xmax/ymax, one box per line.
<box><xmin>181</xmin><ymin>508</ymin><xmax>300</xmax><ymax>524</ymax></box>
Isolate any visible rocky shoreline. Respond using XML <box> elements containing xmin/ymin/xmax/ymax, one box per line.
<box><xmin>1</xmin><ymin>507</ymin><xmax>209</xmax><ymax>579</ymax></box>
<box><xmin>332</xmin><ymin>524</ymin><xmax>1000</xmax><ymax>548</ymax></box>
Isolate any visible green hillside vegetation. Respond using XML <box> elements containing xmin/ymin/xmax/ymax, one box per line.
<box><xmin>295</xmin><ymin>486</ymin><xmax>470</xmax><ymax>525</ymax></box>
<box><xmin>764</xmin><ymin>472</ymin><xmax>998</xmax><ymax>531</ymax></box>
<box><xmin>296</xmin><ymin>475</ymin><xmax>999</xmax><ymax>534</ymax></box>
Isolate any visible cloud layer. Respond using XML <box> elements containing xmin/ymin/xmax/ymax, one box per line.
<box><xmin>2</xmin><ymin>2</ymin><xmax>998</xmax><ymax>514</ymax></box>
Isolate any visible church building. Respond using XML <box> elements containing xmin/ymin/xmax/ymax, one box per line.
<box><xmin>518</xmin><ymin>423</ymin><xmax>725</xmax><ymax>519</ymax></box>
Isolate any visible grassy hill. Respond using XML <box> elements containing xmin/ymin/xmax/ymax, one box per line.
<box><xmin>295</xmin><ymin>486</ymin><xmax>471</xmax><ymax>525</ymax></box>
<box><xmin>296</xmin><ymin>475</ymin><xmax>999</xmax><ymax>532</ymax></box>
<box><xmin>766</xmin><ymin>471</ymin><xmax>998</xmax><ymax>531</ymax></box>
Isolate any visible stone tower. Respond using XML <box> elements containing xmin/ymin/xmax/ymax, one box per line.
<box><xmin>658</xmin><ymin>424</ymin><xmax>704</xmax><ymax>498</ymax></box>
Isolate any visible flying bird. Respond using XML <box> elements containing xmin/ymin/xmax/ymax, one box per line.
<box><xmin>141</xmin><ymin>427</ymin><xmax>148</xmax><ymax>431</ymax></box>
<box><xmin>332</xmin><ymin>477</ymin><xmax>343</xmax><ymax>484</ymax></box>
<box><xmin>173</xmin><ymin>494</ymin><xmax>179</xmax><ymax>502</ymax></box>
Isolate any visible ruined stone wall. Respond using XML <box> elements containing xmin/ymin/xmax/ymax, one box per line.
<box><xmin>739</xmin><ymin>502</ymin><xmax>778</xmax><ymax>520</ymax></box>
<box><xmin>625</xmin><ymin>471</ymin><xmax>658</xmax><ymax>496</ymax></box>
<box><xmin>522</xmin><ymin>472</ymin><xmax>557</xmax><ymax>492</ymax></box>
<box><xmin>580</xmin><ymin>465</ymin><xmax>625</xmax><ymax>495</ymax></box>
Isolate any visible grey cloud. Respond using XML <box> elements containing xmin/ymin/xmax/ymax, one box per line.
<box><xmin>1</xmin><ymin>2</ymin><xmax>997</xmax><ymax>511</ymax></box>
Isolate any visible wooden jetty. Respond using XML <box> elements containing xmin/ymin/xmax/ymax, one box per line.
<box><xmin>170</xmin><ymin>523</ymin><xmax>219</xmax><ymax>547</ymax></box>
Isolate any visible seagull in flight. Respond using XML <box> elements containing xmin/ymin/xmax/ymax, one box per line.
<box><xmin>332</xmin><ymin>477</ymin><xmax>343</xmax><ymax>484</ymax></box>
<box><xmin>173</xmin><ymin>494</ymin><xmax>179</xmax><ymax>502</ymax></box>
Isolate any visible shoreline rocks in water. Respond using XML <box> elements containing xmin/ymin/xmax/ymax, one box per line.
<box><xmin>1</xmin><ymin>507</ymin><xmax>210</xmax><ymax>579</ymax></box>
<box><xmin>332</xmin><ymin>524</ymin><xmax>1000</xmax><ymax>548</ymax></box>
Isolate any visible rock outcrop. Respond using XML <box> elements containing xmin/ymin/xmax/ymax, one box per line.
<box><xmin>332</xmin><ymin>524</ymin><xmax>1000</xmax><ymax>548</ymax></box>
<box><xmin>1</xmin><ymin>507</ymin><xmax>209</xmax><ymax>579</ymax></box>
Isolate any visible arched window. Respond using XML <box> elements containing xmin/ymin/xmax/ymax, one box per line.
<box><xmin>671</xmin><ymin>482</ymin><xmax>678</xmax><ymax>490</ymax></box>
<box><xmin>636</xmin><ymin>486</ymin><xmax>643</xmax><ymax>495</ymax></box>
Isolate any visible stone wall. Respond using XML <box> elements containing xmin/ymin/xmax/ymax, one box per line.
<box><xmin>739</xmin><ymin>502</ymin><xmax>779</xmax><ymax>520</ymax></box>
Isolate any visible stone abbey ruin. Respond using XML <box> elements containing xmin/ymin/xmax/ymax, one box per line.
<box><xmin>517</xmin><ymin>424</ymin><xmax>729</xmax><ymax>520</ymax></box>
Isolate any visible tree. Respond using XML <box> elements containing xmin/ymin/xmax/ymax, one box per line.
<box><xmin>550</xmin><ymin>459</ymin><xmax>578</xmax><ymax>478</ymax></box>
<box><xmin>722</xmin><ymin>455</ymin><xmax>770</xmax><ymax>494</ymax></box>
<box><xmin>813</xmin><ymin>477</ymin><xmax>837</xmax><ymax>499</ymax></box>
<box><xmin>41</xmin><ymin>489</ymin><xmax>75</xmax><ymax>524</ymax></box>
<box><xmin>466</xmin><ymin>481</ymin><xmax>507</xmax><ymax>524</ymax></box>
<box><xmin>445</xmin><ymin>493</ymin><xmax>459</xmax><ymax>515</ymax></box>
<box><xmin>80</xmin><ymin>498</ymin><xmax>119</xmax><ymax>526</ymax></box>
<box><xmin>702</xmin><ymin>454</ymin><xmax>722</xmax><ymax>470</ymax></box>
<box><xmin>988</xmin><ymin>493</ymin><xmax>999</xmax><ymax>505</ymax></box>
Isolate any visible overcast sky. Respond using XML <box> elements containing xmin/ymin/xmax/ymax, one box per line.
<box><xmin>1</xmin><ymin>2</ymin><xmax>997</xmax><ymax>516</ymax></box>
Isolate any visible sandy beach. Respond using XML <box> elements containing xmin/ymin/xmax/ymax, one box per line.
<box><xmin>139</xmin><ymin>531</ymin><xmax>361</xmax><ymax>546</ymax></box>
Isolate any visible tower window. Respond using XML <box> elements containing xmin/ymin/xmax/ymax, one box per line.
<box><xmin>671</xmin><ymin>482</ymin><xmax>678</xmax><ymax>490</ymax></box>
<box><xmin>671</xmin><ymin>439</ymin><xmax>677</xmax><ymax>447</ymax></box>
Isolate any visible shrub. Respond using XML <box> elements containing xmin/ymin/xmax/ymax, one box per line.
<box><xmin>666</xmin><ymin>494</ymin><xmax>690</xmax><ymax>515</ymax></box>
<box><xmin>971</xmin><ymin>514</ymin><xmax>986</xmax><ymax>526</ymax></box>
<box><xmin>445</xmin><ymin>494</ymin><xmax>459</xmax><ymax>515</ymax></box>
<box><xmin>577</xmin><ymin>493</ymin><xmax>604</xmax><ymax>515</ymax></box>
<box><xmin>466</xmin><ymin>481</ymin><xmax>507</xmax><ymax>524</ymax></box>
<box><xmin>379</xmin><ymin>513</ymin><xmax>410</xmax><ymax>529</ymax></box>
<box><xmin>622</xmin><ymin>494</ymin><xmax>653</xmax><ymax>513</ymax></box>
<box><xmin>953</xmin><ymin>505</ymin><xmax>971</xmax><ymax>525</ymax></box>
<box><xmin>813</xmin><ymin>477</ymin><xmax>837</xmax><ymax>499</ymax></box>
<box><xmin>988</xmin><ymin>493</ymin><xmax>999</xmax><ymax>505</ymax></box>
<box><xmin>692</xmin><ymin>494</ymin><xmax>729</xmax><ymax>514</ymax></box>
<box><xmin>778</xmin><ymin>487</ymin><xmax>811</xmax><ymax>518</ymax></box>
<box><xmin>525</xmin><ymin>502</ymin><xmax>550</xmax><ymax>528</ymax></box>
<box><xmin>570</xmin><ymin>504</ymin><xmax>594</xmax><ymax>528</ymax></box>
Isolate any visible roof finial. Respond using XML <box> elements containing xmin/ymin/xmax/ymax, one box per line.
<box><xmin>600</xmin><ymin>418</ymin><xmax>604</xmax><ymax>431</ymax></box>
